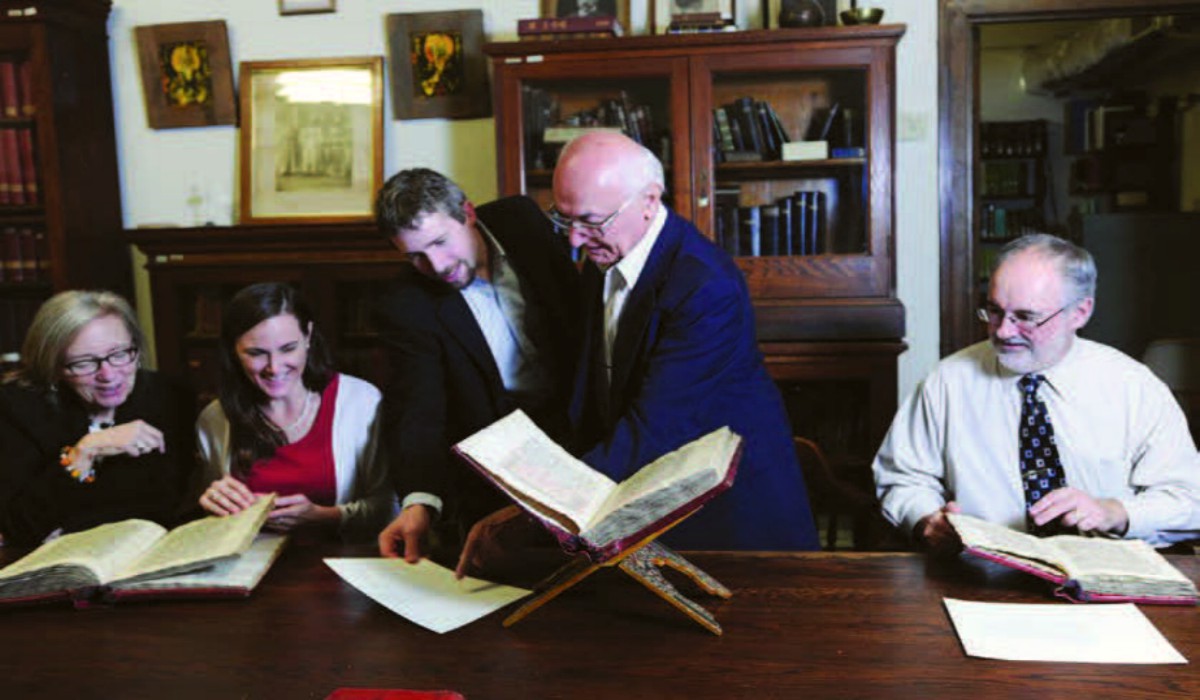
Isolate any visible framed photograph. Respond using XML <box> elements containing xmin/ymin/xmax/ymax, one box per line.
<box><xmin>386</xmin><ymin>11</ymin><xmax>490</xmax><ymax>121</ymax></box>
<box><xmin>134</xmin><ymin>21</ymin><xmax>236</xmax><ymax>129</ymax></box>
<box><xmin>278</xmin><ymin>0</ymin><xmax>336</xmax><ymax>16</ymax></box>
<box><xmin>652</xmin><ymin>0</ymin><xmax>735</xmax><ymax>34</ymax></box>
<box><xmin>762</xmin><ymin>0</ymin><xmax>836</xmax><ymax>29</ymax></box>
<box><xmin>238</xmin><ymin>57</ymin><xmax>383</xmax><ymax>224</ymax></box>
<box><xmin>541</xmin><ymin>0</ymin><xmax>631</xmax><ymax>28</ymax></box>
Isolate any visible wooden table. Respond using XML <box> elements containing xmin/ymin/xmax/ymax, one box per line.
<box><xmin>0</xmin><ymin>546</ymin><xmax>1196</xmax><ymax>699</ymax></box>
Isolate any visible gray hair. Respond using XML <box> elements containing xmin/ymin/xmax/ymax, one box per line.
<box><xmin>994</xmin><ymin>233</ymin><xmax>1097</xmax><ymax>302</ymax></box>
<box><xmin>375</xmin><ymin>168</ymin><xmax>469</xmax><ymax>236</ymax></box>
<box><xmin>15</xmin><ymin>289</ymin><xmax>144</xmax><ymax>391</ymax></box>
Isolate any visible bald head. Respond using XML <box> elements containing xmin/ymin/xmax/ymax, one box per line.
<box><xmin>551</xmin><ymin>132</ymin><xmax>664</xmax><ymax>267</ymax></box>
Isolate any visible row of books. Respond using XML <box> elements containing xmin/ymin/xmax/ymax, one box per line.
<box><xmin>0</xmin><ymin>225</ymin><xmax>48</xmax><ymax>282</ymax></box>
<box><xmin>981</xmin><ymin>160</ymin><xmax>1036</xmax><ymax>198</ymax></box>
<box><xmin>981</xmin><ymin>204</ymin><xmax>1043</xmax><ymax>241</ymax></box>
<box><xmin>715</xmin><ymin>190</ymin><xmax>828</xmax><ymax>258</ymax></box>
<box><xmin>713</xmin><ymin>97</ymin><xmax>791</xmax><ymax>162</ymax></box>
<box><xmin>0</xmin><ymin>125</ymin><xmax>39</xmax><ymax>205</ymax></box>
<box><xmin>980</xmin><ymin>120</ymin><xmax>1046</xmax><ymax>159</ymax></box>
<box><xmin>521</xmin><ymin>85</ymin><xmax>669</xmax><ymax>171</ymax></box>
<box><xmin>0</xmin><ymin>58</ymin><xmax>35</xmax><ymax>119</ymax></box>
<box><xmin>0</xmin><ymin>297</ymin><xmax>39</xmax><ymax>357</ymax></box>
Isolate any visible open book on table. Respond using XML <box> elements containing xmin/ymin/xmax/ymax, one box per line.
<box><xmin>948</xmin><ymin>512</ymin><xmax>1198</xmax><ymax>605</ymax></box>
<box><xmin>0</xmin><ymin>494</ymin><xmax>282</xmax><ymax>606</ymax></box>
<box><xmin>453</xmin><ymin>410</ymin><xmax>741</xmax><ymax>563</ymax></box>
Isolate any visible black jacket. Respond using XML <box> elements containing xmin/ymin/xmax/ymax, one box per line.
<box><xmin>376</xmin><ymin>196</ymin><xmax>578</xmax><ymax>543</ymax></box>
<box><xmin>0</xmin><ymin>370</ymin><xmax>197</xmax><ymax>546</ymax></box>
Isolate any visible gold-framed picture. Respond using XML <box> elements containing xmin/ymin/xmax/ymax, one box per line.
<box><xmin>238</xmin><ymin>57</ymin><xmax>383</xmax><ymax>224</ymax></box>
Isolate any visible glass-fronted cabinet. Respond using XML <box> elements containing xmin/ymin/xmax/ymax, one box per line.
<box><xmin>486</xmin><ymin>28</ymin><xmax>907</xmax><ymax>534</ymax></box>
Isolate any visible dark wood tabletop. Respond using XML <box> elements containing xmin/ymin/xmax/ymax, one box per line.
<box><xmin>0</xmin><ymin>545</ymin><xmax>1196</xmax><ymax>699</ymax></box>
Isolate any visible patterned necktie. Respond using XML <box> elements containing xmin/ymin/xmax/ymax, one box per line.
<box><xmin>1018</xmin><ymin>374</ymin><xmax>1069</xmax><ymax>536</ymax></box>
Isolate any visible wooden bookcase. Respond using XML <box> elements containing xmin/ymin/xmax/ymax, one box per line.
<box><xmin>125</xmin><ymin>224</ymin><xmax>403</xmax><ymax>408</ymax></box>
<box><xmin>0</xmin><ymin>0</ymin><xmax>127</xmax><ymax>362</ymax></box>
<box><xmin>485</xmin><ymin>26</ymin><xmax>907</xmax><ymax>471</ymax></box>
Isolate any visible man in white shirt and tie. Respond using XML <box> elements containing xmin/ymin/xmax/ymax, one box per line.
<box><xmin>873</xmin><ymin>234</ymin><xmax>1200</xmax><ymax>554</ymax></box>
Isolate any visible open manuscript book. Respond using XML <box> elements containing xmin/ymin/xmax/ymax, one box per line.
<box><xmin>948</xmin><ymin>512</ymin><xmax>1197</xmax><ymax>605</ymax></box>
<box><xmin>0</xmin><ymin>495</ymin><xmax>285</xmax><ymax>607</ymax></box>
<box><xmin>453</xmin><ymin>410</ymin><xmax>741</xmax><ymax>563</ymax></box>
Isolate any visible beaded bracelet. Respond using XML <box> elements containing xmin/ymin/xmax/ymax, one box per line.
<box><xmin>59</xmin><ymin>445</ymin><xmax>95</xmax><ymax>484</ymax></box>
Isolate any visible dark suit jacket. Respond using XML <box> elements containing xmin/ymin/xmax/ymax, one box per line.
<box><xmin>0</xmin><ymin>370</ymin><xmax>196</xmax><ymax>546</ymax></box>
<box><xmin>377</xmin><ymin>196</ymin><xmax>578</xmax><ymax>545</ymax></box>
<box><xmin>571</xmin><ymin>208</ymin><xmax>819</xmax><ymax>551</ymax></box>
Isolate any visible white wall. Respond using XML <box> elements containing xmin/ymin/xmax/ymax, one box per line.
<box><xmin>108</xmin><ymin>0</ymin><xmax>941</xmax><ymax>400</ymax></box>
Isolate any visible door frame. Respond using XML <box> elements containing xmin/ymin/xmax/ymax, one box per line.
<box><xmin>937</xmin><ymin>0</ymin><xmax>1200</xmax><ymax>357</ymax></box>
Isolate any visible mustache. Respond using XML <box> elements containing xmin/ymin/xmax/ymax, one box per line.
<box><xmin>992</xmin><ymin>337</ymin><xmax>1031</xmax><ymax>349</ymax></box>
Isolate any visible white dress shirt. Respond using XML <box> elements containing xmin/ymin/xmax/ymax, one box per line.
<box><xmin>603</xmin><ymin>203</ymin><xmax>667</xmax><ymax>379</ymax></box>
<box><xmin>873</xmin><ymin>338</ymin><xmax>1200</xmax><ymax>547</ymax></box>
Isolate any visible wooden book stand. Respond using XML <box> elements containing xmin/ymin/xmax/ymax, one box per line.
<box><xmin>503</xmin><ymin>519</ymin><xmax>732</xmax><ymax>635</ymax></box>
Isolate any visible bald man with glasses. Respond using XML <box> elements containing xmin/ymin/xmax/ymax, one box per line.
<box><xmin>873</xmin><ymin>233</ymin><xmax>1200</xmax><ymax>554</ymax></box>
<box><xmin>457</xmin><ymin>131</ymin><xmax>818</xmax><ymax>571</ymax></box>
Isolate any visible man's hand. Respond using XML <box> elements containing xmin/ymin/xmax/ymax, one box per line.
<box><xmin>454</xmin><ymin>505</ymin><xmax>525</xmax><ymax>579</ymax></box>
<box><xmin>378</xmin><ymin>505</ymin><xmax>433</xmax><ymax>562</ymax></box>
<box><xmin>914</xmin><ymin>501</ymin><xmax>963</xmax><ymax>556</ymax></box>
<box><xmin>1029</xmin><ymin>487</ymin><xmax>1128</xmax><ymax>535</ymax></box>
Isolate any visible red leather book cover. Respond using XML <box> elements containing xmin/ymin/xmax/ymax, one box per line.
<box><xmin>325</xmin><ymin>689</ymin><xmax>464</xmax><ymax>700</ymax></box>
<box><xmin>0</xmin><ymin>61</ymin><xmax>16</xmax><ymax>118</ymax></box>
<box><xmin>16</xmin><ymin>127</ymin><xmax>37</xmax><ymax>204</ymax></box>
<box><xmin>1</xmin><ymin>128</ymin><xmax>25</xmax><ymax>205</ymax></box>
<box><xmin>17</xmin><ymin>59</ymin><xmax>33</xmax><ymax>116</ymax></box>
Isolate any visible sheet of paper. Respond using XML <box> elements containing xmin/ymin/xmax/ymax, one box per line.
<box><xmin>324</xmin><ymin>558</ymin><xmax>530</xmax><ymax>634</ymax></box>
<box><xmin>943</xmin><ymin>598</ymin><xmax>1187</xmax><ymax>664</ymax></box>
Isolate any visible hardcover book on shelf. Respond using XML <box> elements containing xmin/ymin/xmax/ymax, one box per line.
<box><xmin>453</xmin><ymin>410</ymin><xmax>741</xmax><ymax>564</ymax></box>
<box><xmin>948</xmin><ymin>512</ymin><xmax>1198</xmax><ymax>605</ymax></box>
<box><xmin>517</xmin><ymin>16</ymin><xmax>624</xmax><ymax>39</ymax></box>
<box><xmin>0</xmin><ymin>496</ymin><xmax>280</xmax><ymax>607</ymax></box>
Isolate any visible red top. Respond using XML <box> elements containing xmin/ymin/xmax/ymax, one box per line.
<box><xmin>243</xmin><ymin>374</ymin><xmax>339</xmax><ymax>506</ymax></box>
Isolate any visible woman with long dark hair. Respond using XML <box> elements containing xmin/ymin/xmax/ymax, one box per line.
<box><xmin>196</xmin><ymin>282</ymin><xmax>393</xmax><ymax>541</ymax></box>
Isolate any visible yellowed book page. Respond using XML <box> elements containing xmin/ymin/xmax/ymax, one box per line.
<box><xmin>587</xmin><ymin>427</ymin><xmax>738</xmax><ymax>532</ymax></box>
<box><xmin>1050</xmin><ymin>536</ymin><xmax>1191</xmax><ymax>584</ymax></box>
<box><xmin>456</xmin><ymin>411</ymin><xmax>615</xmax><ymax>528</ymax></box>
<box><xmin>113</xmin><ymin>495</ymin><xmax>274</xmax><ymax>583</ymax></box>
<box><xmin>113</xmin><ymin>533</ymin><xmax>287</xmax><ymax>592</ymax></box>
<box><xmin>947</xmin><ymin>512</ymin><xmax>1070</xmax><ymax>574</ymax></box>
<box><xmin>0</xmin><ymin>520</ymin><xmax>165</xmax><ymax>585</ymax></box>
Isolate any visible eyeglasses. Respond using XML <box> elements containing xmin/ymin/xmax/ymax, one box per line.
<box><xmin>63</xmin><ymin>346</ymin><xmax>139</xmax><ymax>377</ymax></box>
<box><xmin>976</xmin><ymin>302</ymin><xmax>1076</xmax><ymax>333</ymax></box>
<box><xmin>544</xmin><ymin>190</ymin><xmax>641</xmax><ymax>237</ymax></box>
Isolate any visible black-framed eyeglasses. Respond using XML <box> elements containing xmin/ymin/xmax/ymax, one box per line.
<box><xmin>63</xmin><ymin>346</ymin><xmax>139</xmax><ymax>377</ymax></box>
<box><xmin>976</xmin><ymin>302</ymin><xmax>1076</xmax><ymax>333</ymax></box>
<box><xmin>543</xmin><ymin>189</ymin><xmax>641</xmax><ymax>237</ymax></box>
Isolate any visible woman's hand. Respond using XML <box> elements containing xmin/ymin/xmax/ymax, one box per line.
<box><xmin>77</xmin><ymin>420</ymin><xmax>165</xmax><ymax>461</ymax></box>
<box><xmin>264</xmin><ymin>494</ymin><xmax>341</xmax><ymax>532</ymax></box>
<box><xmin>199</xmin><ymin>475</ymin><xmax>260</xmax><ymax>516</ymax></box>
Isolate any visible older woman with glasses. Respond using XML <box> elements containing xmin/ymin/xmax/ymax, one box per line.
<box><xmin>0</xmin><ymin>290</ymin><xmax>196</xmax><ymax>547</ymax></box>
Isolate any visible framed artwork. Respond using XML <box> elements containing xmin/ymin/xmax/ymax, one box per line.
<box><xmin>762</xmin><ymin>0</ymin><xmax>836</xmax><ymax>29</ymax></box>
<box><xmin>238</xmin><ymin>57</ymin><xmax>383</xmax><ymax>224</ymax></box>
<box><xmin>386</xmin><ymin>10</ymin><xmax>490</xmax><ymax>121</ymax></box>
<box><xmin>134</xmin><ymin>21</ymin><xmax>236</xmax><ymax>129</ymax></box>
<box><xmin>541</xmin><ymin>0</ymin><xmax>631</xmax><ymax>28</ymax></box>
<box><xmin>652</xmin><ymin>0</ymin><xmax>735</xmax><ymax>33</ymax></box>
<box><xmin>278</xmin><ymin>0</ymin><xmax>336</xmax><ymax>16</ymax></box>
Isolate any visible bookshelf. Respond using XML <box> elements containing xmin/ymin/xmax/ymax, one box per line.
<box><xmin>0</xmin><ymin>0</ymin><xmax>127</xmax><ymax>363</ymax></box>
<box><xmin>486</xmin><ymin>26</ymin><xmax>907</xmax><ymax>474</ymax></box>
<box><xmin>125</xmin><ymin>224</ymin><xmax>402</xmax><ymax>408</ymax></box>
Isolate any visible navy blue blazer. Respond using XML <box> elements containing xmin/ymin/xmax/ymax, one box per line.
<box><xmin>571</xmin><ymin>208</ymin><xmax>819</xmax><ymax>551</ymax></box>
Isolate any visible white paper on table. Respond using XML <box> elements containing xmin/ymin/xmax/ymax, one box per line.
<box><xmin>325</xmin><ymin>558</ymin><xmax>531</xmax><ymax>634</ymax></box>
<box><xmin>943</xmin><ymin>598</ymin><xmax>1187</xmax><ymax>664</ymax></box>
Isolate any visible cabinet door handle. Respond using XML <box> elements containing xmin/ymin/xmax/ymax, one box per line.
<box><xmin>697</xmin><ymin>170</ymin><xmax>710</xmax><ymax>208</ymax></box>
